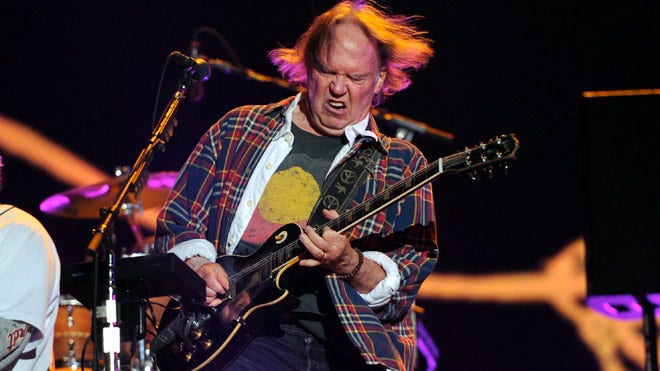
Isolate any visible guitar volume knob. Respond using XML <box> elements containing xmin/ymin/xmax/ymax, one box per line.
<box><xmin>201</xmin><ymin>338</ymin><xmax>213</xmax><ymax>350</ymax></box>
<box><xmin>190</xmin><ymin>328</ymin><xmax>203</xmax><ymax>340</ymax></box>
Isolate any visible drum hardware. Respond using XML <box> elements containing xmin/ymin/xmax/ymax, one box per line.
<box><xmin>59</xmin><ymin>254</ymin><xmax>204</xmax><ymax>370</ymax></box>
<box><xmin>40</xmin><ymin>169</ymin><xmax>174</xmax><ymax>257</ymax></box>
<box><xmin>39</xmin><ymin>171</ymin><xmax>177</xmax><ymax>220</ymax></box>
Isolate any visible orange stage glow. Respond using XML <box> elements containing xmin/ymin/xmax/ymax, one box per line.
<box><xmin>0</xmin><ymin>114</ymin><xmax>109</xmax><ymax>187</ymax></box>
<box><xmin>419</xmin><ymin>238</ymin><xmax>657</xmax><ymax>371</ymax></box>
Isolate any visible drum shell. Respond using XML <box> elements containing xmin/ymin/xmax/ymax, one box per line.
<box><xmin>54</xmin><ymin>295</ymin><xmax>93</xmax><ymax>368</ymax></box>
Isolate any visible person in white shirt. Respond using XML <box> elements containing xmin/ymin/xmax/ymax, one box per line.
<box><xmin>0</xmin><ymin>153</ymin><xmax>61</xmax><ymax>370</ymax></box>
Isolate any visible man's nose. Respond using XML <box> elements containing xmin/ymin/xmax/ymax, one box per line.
<box><xmin>329</xmin><ymin>76</ymin><xmax>348</xmax><ymax>95</ymax></box>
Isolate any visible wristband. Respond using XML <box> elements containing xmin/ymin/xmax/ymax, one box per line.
<box><xmin>186</xmin><ymin>256</ymin><xmax>212</xmax><ymax>272</ymax></box>
<box><xmin>336</xmin><ymin>248</ymin><xmax>364</xmax><ymax>280</ymax></box>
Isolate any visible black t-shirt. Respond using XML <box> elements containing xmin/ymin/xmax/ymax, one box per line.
<box><xmin>235</xmin><ymin>123</ymin><xmax>345</xmax><ymax>339</ymax></box>
<box><xmin>235</xmin><ymin>123</ymin><xmax>345</xmax><ymax>254</ymax></box>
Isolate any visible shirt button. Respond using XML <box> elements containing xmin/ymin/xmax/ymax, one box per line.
<box><xmin>285</xmin><ymin>133</ymin><xmax>293</xmax><ymax>142</ymax></box>
<box><xmin>229</xmin><ymin>238</ymin><xmax>236</xmax><ymax>245</ymax></box>
<box><xmin>266</xmin><ymin>163</ymin><xmax>273</xmax><ymax>170</ymax></box>
<box><xmin>247</xmin><ymin>200</ymin><xmax>254</xmax><ymax>207</ymax></box>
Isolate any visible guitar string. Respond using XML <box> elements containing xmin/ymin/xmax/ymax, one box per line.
<box><xmin>225</xmin><ymin>156</ymin><xmax>446</xmax><ymax>285</ymax></box>
<box><xmin>225</xmin><ymin>136</ymin><xmax>515</xmax><ymax>293</ymax></box>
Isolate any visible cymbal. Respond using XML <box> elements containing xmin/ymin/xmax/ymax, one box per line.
<box><xmin>40</xmin><ymin>171</ymin><xmax>178</xmax><ymax>219</ymax></box>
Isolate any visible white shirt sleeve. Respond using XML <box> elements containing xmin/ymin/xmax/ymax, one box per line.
<box><xmin>168</xmin><ymin>238</ymin><xmax>217</xmax><ymax>262</ymax></box>
<box><xmin>358</xmin><ymin>251</ymin><xmax>401</xmax><ymax>308</ymax></box>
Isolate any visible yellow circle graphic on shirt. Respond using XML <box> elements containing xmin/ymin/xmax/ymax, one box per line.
<box><xmin>258</xmin><ymin>166</ymin><xmax>320</xmax><ymax>224</ymax></box>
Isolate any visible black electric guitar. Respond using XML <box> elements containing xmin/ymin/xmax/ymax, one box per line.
<box><xmin>152</xmin><ymin>134</ymin><xmax>519</xmax><ymax>370</ymax></box>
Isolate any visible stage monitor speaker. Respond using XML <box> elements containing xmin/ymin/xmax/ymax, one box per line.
<box><xmin>582</xmin><ymin>89</ymin><xmax>660</xmax><ymax>300</ymax></box>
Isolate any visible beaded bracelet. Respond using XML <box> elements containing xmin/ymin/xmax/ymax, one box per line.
<box><xmin>336</xmin><ymin>248</ymin><xmax>364</xmax><ymax>280</ymax></box>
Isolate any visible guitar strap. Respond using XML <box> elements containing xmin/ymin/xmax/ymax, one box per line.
<box><xmin>306</xmin><ymin>140</ymin><xmax>382</xmax><ymax>228</ymax></box>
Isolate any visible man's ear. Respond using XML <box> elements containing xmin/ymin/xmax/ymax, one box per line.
<box><xmin>375</xmin><ymin>67</ymin><xmax>387</xmax><ymax>92</ymax></box>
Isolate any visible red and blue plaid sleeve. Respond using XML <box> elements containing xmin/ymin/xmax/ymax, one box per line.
<box><xmin>328</xmin><ymin>135</ymin><xmax>439</xmax><ymax>370</ymax></box>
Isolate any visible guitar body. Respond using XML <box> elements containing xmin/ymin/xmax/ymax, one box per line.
<box><xmin>154</xmin><ymin>223</ymin><xmax>303</xmax><ymax>371</ymax></box>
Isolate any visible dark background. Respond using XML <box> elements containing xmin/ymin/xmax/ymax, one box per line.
<box><xmin>1</xmin><ymin>1</ymin><xmax>659</xmax><ymax>370</ymax></box>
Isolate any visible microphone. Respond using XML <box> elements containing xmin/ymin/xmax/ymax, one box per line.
<box><xmin>206</xmin><ymin>57</ymin><xmax>297</xmax><ymax>91</ymax></box>
<box><xmin>371</xmin><ymin>108</ymin><xmax>454</xmax><ymax>142</ymax></box>
<box><xmin>188</xmin><ymin>41</ymin><xmax>205</xmax><ymax>102</ymax></box>
<box><xmin>170</xmin><ymin>51</ymin><xmax>211</xmax><ymax>82</ymax></box>
<box><xmin>190</xmin><ymin>39</ymin><xmax>200</xmax><ymax>59</ymax></box>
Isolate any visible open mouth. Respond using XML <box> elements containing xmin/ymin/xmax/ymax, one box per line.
<box><xmin>328</xmin><ymin>100</ymin><xmax>347</xmax><ymax>110</ymax></box>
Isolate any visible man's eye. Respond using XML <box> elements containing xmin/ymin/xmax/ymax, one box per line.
<box><xmin>349</xmin><ymin>76</ymin><xmax>367</xmax><ymax>83</ymax></box>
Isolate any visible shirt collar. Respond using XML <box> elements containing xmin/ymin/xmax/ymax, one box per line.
<box><xmin>344</xmin><ymin>114</ymin><xmax>378</xmax><ymax>147</ymax></box>
<box><xmin>276</xmin><ymin>93</ymin><xmax>300</xmax><ymax>139</ymax></box>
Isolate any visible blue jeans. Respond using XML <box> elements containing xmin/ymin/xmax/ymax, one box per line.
<box><xmin>225</xmin><ymin>322</ymin><xmax>383</xmax><ymax>371</ymax></box>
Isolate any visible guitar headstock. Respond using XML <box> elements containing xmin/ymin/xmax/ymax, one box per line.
<box><xmin>443</xmin><ymin>134</ymin><xmax>520</xmax><ymax>178</ymax></box>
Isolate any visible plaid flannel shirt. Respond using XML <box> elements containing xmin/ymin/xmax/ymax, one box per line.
<box><xmin>156</xmin><ymin>96</ymin><xmax>438</xmax><ymax>370</ymax></box>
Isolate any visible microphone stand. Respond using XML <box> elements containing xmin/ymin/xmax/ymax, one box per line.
<box><xmin>85</xmin><ymin>68</ymin><xmax>196</xmax><ymax>371</ymax></box>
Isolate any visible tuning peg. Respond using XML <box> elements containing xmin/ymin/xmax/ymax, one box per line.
<box><xmin>463</xmin><ymin>146</ymin><xmax>473</xmax><ymax>167</ymax></box>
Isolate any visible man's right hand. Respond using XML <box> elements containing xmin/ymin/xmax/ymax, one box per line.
<box><xmin>185</xmin><ymin>257</ymin><xmax>229</xmax><ymax>307</ymax></box>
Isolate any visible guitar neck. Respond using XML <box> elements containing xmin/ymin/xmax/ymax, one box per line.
<box><xmin>321</xmin><ymin>158</ymin><xmax>443</xmax><ymax>235</ymax></box>
<box><xmin>284</xmin><ymin>134</ymin><xmax>518</xmax><ymax>259</ymax></box>
<box><xmin>317</xmin><ymin>134</ymin><xmax>519</xmax><ymax>235</ymax></box>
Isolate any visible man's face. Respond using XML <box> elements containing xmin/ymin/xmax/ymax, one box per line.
<box><xmin>305</xmin><ymin>21</ymin><xmax>386</xmax><ymax>137</ymax></box>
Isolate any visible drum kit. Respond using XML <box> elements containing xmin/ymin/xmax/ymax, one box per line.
<box><xmin>41</xmin><ymin>171</ymin><xmax>179</xmax><ymax>370</ymax></box>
